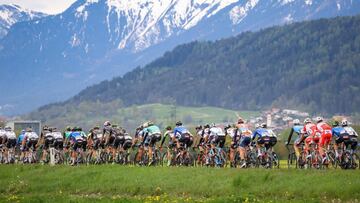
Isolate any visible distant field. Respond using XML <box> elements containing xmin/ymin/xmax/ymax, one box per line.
<box><xmin>0</xmin><ymin>165</ymin><xmax>359</xmax><ymax>203</ymax></box>
<box><xmin>35</xmin><ymin>103</ymin><xmax>260</xmax><ymax>131</ymax></box>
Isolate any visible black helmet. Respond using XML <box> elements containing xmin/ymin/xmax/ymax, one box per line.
<box><xmin>204</xmin><ymin>124</ymin><xmax>210</xmax><ymax>128</ymax></box>
<box><xmin>176</xmin><ymin>121</ymin><xmax>182</xmax><ymax>126</ymax></box>
<box><xmin>66</xmin><ymin>126</ymin><xmax>72</xmax><ymax>131</ymax></box>
<box><xmin>332</xmin><ymin>120</ymin><xmax>340</xmax><ymax>127</ymax></box>
<box><xmin>93</xmin><ymin>126</ymin><xmax>100</xmax><ymax>130</ymax></box>
<box><xmin>166</xmin><ymin>126</ymin><xmax>172</xmax><ymax>130</ymax></box>
<box><xmin>261</xmin><ymin>123</ymin><xmax>267</xmax><ymax>128</ymax></box>
<box><xmin>195</xmin><ymin>125</ymin><xmax>202</xmax><ymax>130</ymax></box>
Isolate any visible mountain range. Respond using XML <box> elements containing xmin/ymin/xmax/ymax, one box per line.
<box><xmin>0</xmin><ymin>4</ymin><xmax>46</xmax><ymax>39</ymax></box>
<box><xmin>28</xmin><ymin>14</ymin><xmax>360</xmax><ymax>128</ymax></box>
<box><xmin>1</xmin><ymin>0</ymin><xmax>360</xmax><ymax>115</ymax></box>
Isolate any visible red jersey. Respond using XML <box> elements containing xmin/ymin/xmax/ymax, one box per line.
<box><xmin>316</xmin><ymin>122</ymin><xmax>332</xmax><ymax>135</ymax></box>
<box><xmin>303</xmin><ymin>123</ymin><xmax>317</xmax><ymax>137</ymax></box>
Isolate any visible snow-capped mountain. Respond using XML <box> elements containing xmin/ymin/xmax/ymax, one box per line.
<box><xmin>0</xmin><ymin>0</ymin><xmax>359</xmax><ymax>115</ymax></box>
<box><xmin>0</xmin><ymin>4</ymin><xmax>46</xmax><ymax>38</ymax></box>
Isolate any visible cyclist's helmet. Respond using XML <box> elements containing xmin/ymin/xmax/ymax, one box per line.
<box><xmin>93</xmin><ymin>126</ymin><xmax>100</xmax><ymax>130</ymax></box>
<box><xmin>4</xmin><ymin>126</ymin><xmax>11</xmax><ymax>131</ymax></box>
<box><xmin>142</xmin><ymin>122</ymin><xmax>149</xmax><ymax>128</ymax></box>
<box><xmin>26</xmin><ymin>127</ymin><xmax>32</xmax><ymax>132</ymax></box>
<box><xmin>103</xmin><ymin>121</ymin><xmax>111</xmax><ymax>127</ymax></box>
<box><xmin>255</xmin><ymin>123</ymin><xmax>261</xmax><ymax>129</ymax></box>
<box><xmin>112</xmin><ymin>124</ymin><xmax>118</xmax><ymax>128</ymax></box>
<box><xmin>237</xmin><ymin>118</ymin><xmax>245</xmax><ymax>124</ymax></box>
<box><xmin>304</xmin><ymin>118</ymin><xmax>312</xmax><ymax>124</ymax></box>
<box><xmin>176</xmin><ymin>121</ymin><xmax>182</xmax><ymax>126</ymax></box>
<box><xmin>166</xmin><ymin>126</ymin><xmax>172</xmax><ymax>131</ymax></box>
<box><xmin>210</xmin><ymin>123</ymin><xmax>216</xmax><ymax>127</ymax></box>
<box><xmin>21</xmin><ymin>129</ymin><xmax>25</xmax><ymax>134</ymax></box>
<box><xmin>315</xmin><ymin>116</ymin><xmax>323</xmax><ymax>123</ymax></box>
<box><xmin>224</xmin><ymin>124</ymin><xmax>231</xmax><ymax>130</ymax></box>
<box><xmin>293</xmin><ymin>119</ymin><xmax>300</xmax><ymax>125</ymax></box>
<box><xmin>66</xmin><ymin>126</ymin><xmax>72</xmax><ymax>131</ymax></box>
<box><xmin>204</xmin><ymin>124</ymin><xmax>210</xmax><ymax>128</ymax></box>
<box><xmin>260</xmin><ymin>123</ymin><xmax>267</xmax><ymax>128</ymax></box>
<box><xmin>43</xmin><ymin>125</ymin><xmax>49</xmax><ymax>131</ymax></box>
<box><xmin>147</xmin><ymin>121</ymin><xmax>154</xmax><ymax>126</ymax></box>
<box><xmin>195</xmin><ymin>125</ymin><xmax>202</xmax><ymax>130</ymax></box>
<box><xmin>341</xmin><ymin>119</ymin><xmax>348</xmax><ymax>127</ymax></box>
<box><xmin>332</xmin><ymin>120</ymin><xmax>340</xmax><ymax>127</ymax></box>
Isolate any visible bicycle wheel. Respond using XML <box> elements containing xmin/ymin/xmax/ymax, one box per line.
<box><xmin>272</xmin><ymin>152</ymin><xmax>280</xmax><ymax>169</ymax></box>
<box><xmin>327</xmin><ymin>151</ymin><xmax>337</xmax><ymax>169</ymax></box>
<box><xmin>350</xmin><ymin>153</ymin><xmax>360</xmax><ymax>169</ymax></box>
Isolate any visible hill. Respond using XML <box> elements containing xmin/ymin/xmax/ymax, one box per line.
<box><xmin>1</xmin><ymin>0</ymin><xmax>360</xmax><ymax>115</ymax></box>
<box><xmin>26</xmin><ymin>102</ymin><xmax>259</xmax><ymax>131</ymax></box>
<box><xmin>31</xmin><ymin>14</ymin><xmax>360</xmax><ymax>120</ymax></box>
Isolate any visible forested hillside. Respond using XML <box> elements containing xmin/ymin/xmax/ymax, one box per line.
<box><xmin>31</xmin><ymin>15</ymin><xmax>360</xmax><ymax>120</ymax></box>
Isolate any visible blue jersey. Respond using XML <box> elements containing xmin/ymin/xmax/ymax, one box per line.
<box><xmin>174</xmin><ymin>126</ymin><xmax>189</xmax><ymax>138</ymax></box>
<box><xmin>332</xmin><ymin>126</ymin><xmax>344</xmax><ymax>138</ymax></box>
<box><xmin>70</xmin><ymin>132</ymin><xmax>83</xmax><ymax>142</ymax></box>
<box><xmin>293</xmin><ymin>126</ymin><xmax>303</xmax><ymax>135</ymax></box>
<box><xmin>252</xmin><ymin>128</ymin><xmax>270</xmax><ymax>140</ymax></box>
<box><xmin>17</xmin><ymin>133</ymin><xmax>25</xmax><ymax>144</ymax></box>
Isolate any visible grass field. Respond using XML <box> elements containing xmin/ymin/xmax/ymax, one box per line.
<box><xmin>0</xmin><ymin>164</ymin><xmax>359</xmax><ymax>203</ymax></box>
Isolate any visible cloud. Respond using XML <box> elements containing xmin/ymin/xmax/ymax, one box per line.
<box><xmin>0</xmin><ymin>0</ymin><xmax>76</xmax><ymax>14</ymax></box>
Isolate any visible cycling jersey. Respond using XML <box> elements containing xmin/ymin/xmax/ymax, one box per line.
<box><xmin>25</xmin><ymin>132</ymin><xmax>39</xmax><ymax>140</ymax></box>
<box><xmin>17</xmin><ymin>133</ymin><xmax>25</xmax><ymax>145</ymax></box>
<box><xmin>174</xmin><ymin>126</ymin><xmax>190</xmax><ymax>139</ymax></box>
<box><xmin>64</xmin><ymin>131</ymin><xmax>72</xmax><ymax>139</ymax></box>
<box><xmin>144</xmin><ymin>125</ymin><xmax>161</xmax><ymax>135</ymax></box>
<box><xmin>287</xmin><ymin>125</ymin><xmax>304</xmax><ymax>145</ymax></box>
<box><xmin>69</xmin><ymin>132</ymin><xmax>83</xmax><ymax>142</ymax></box>
<box><xmin>5</xmin><ymin>130</ymin><xmax>16</xmax><ymax>139</ymax></box>
<box><xmin>316</xmin><ymin>122</ymin><xmax>332</xmax><ymax>147</ymax></box>
<box><xmin>0</xmin><ymin>130</ymin><xmax>6</xmax><ymax>143</ymax></box>
<box><xmin>303</xmin><ymin>123</ymin><xmax>318</xmax><ymax>137</ymax></box>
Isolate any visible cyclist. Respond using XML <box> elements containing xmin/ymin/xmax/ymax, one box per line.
<box><xmin>87</xmin><ymin>126</ymin><xmax>103</xmax><ymax>161</ymax></box>
<box><xmin>252</xmin><ymin>123</ymin><xmax>277</xmax><ymax>155</ymax></box>
<box><xmin>4</xmin><ymin>126</ymin><xmax>16</xmax><ymax>163</ymax></box>
<box><xmin>302</xmin><ymin>118</ymin><xmax>318</xmax><ymax>154</ymax></box>
<box><xmin>143</xmin><ymin>121</ymin><xmax>162</xmax><ymax>165</ymax></box>
<box><xmin>225</xmin><ymin>124</ymin><xmax>237</xmax><ymax>167</ymax></box>
<box><xmin>66</xmin><ymin>127</ymin><xmax>84</xmax><ymax>165</ymax></box>
<box><xmin>209</xmin><ymin>124</ymin><xmax>226</xmax><ymax>148</ymax></box>
<box><xmin>103</xmin><ymin>121</ymin><xmax>115</xmax><ymax>158</ymax></box>
<box><xmin>112</xmin><ymin>124</ymin><xmax>125</xmax><ymax>163</ymax></box>
<box><xmin>133</xmin><ymin>125</ymin><xmax>146</xmax><ymax>164</ymax></box>
<box><xmin>173</xmin><ymin>121</ymin><xmax>193</xmax><ymax>163</ymax></box>
<box><xmin>332</xmin><ymin>120</ymin><xmax>358</xmax><ymax>158</ymax></box>
<box><xmin>160</xmin><ymin>126</ymin><xmax>175</xmax><ymax>166</ymax></box>
<box><xmin>16</xmin><ymin>130</ymin><xmax>26</xmax><ymax>160</ymax></box>
<box><xmin>237</xmin><ymin>118</ymin><xmax>252</xmax><ymax>168</ymax></box>
<box><xmin>63</xmin><ymin>126</ymin><xmax>72</xmax><ymax>152</ymax></box>
<box><xmin>286</xmin><ymin>119</ymin><xmax>304</xmax><ymax>160</ymax></box>
<box><xmin>21</xmin><ymin>127</ymin><xmax>39</xmax><ymax>163</ymax></box>
<box><xmin>40</xmin><ymin>126</ymin><xmax>56</xmax><ymax>163</ymax></box>
<box><xmin>174</xmin><ymin>121</ymin><xmax>193</xmax><ymax>149</ymax></box>
<box><xmin>315</xmin><ymin>116</ymin><xmax>333</xmax><ymax>163</ymax></box>
<box><xmin>51</xmin><ymin>127</ymin><xmax>64</xmax><ymax>151</ymax></box>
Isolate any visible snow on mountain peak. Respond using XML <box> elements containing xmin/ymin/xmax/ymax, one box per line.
<box><xmin>0</xmin><ymin>4</ymin><xmax>47</xmax><ymax>38</ymax></box>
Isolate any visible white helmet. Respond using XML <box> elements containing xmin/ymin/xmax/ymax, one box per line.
<box><xmin>260</xmin><ymin>123</ymin><xmax>267</xmax><ymax>128</ymax></box>
<box><xmin>304</xmin><ymin>118</ymin><xmax>311</xmax><ymax>124</ymax></box>
<box><xmin>341</xmin><ymin>119</ymin><xmax>348</xmax><ymax>127</ymax></box>
<box><xmin>255</xmin><ymin>123</ymin><xmax>260</xmax><ymax>129</ymax></box>
<box><xmin>293</xmin><ymin>119</ymin><xmax>300</xmax><ymax>125</ymax></box>
<box><xmin>315</xmin><ymin>116</ymin><xmax>323</xmax><ymax>123</ymax></box>
<box><xmin>103</xmin><ymin>121</ymin><xmax>111</xmax><ymax>127</ymax></box>
<box><xmin>4</xmin><ymin>126</ymin><xmax>11</xmax><ymax>131</ymax></box>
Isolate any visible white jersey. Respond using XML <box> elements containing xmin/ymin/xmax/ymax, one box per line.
<box><xmin>343</xmin><ymin>126</ymin><xmax>358</xmax><ymax>137</ymax></box>
<box><xmin>267</xmin><ymin>129</ymin><xmax>277</xmax><ymax>138</ymax></box>
<box><xmin>0</xmin><ymin>130</ymin><xmax>6</xmax><ymax>138</ymax></box>
<box><xmin>124</xmin><ymin>135</ymin><xmax>133</xmax><ymax>140</ymax></box>
<box><xmin>210</xmin><ymin>127</ymin><xmax>225</xmax><ymax>137</ymax></box>
<box><xmin>226</xmin><ymin>128</ymin><xmax>236</xmax><ymax>139</ymax></box>
<box><xmin>5</xmin><ymin>131</ymin><xmax>16</xmax><ymax>139</ymax></box>
<box><xmin>25</xmin><ymin>132</ymin><xmax>39</xmax><ymax>140</ymax></box>
<box><xmin>52</xmin><ymin>132</ymin><xmax>63</xmax><ymax>139</ymax></box>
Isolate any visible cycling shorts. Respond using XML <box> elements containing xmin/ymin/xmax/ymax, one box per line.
<box><xmin>54</xmin><ymin>138</ymin><xmax>64</xmax><ymax>150</ymax></box>
<box><xmin>211</xmin><ymin>136</ymin><xmax>225</xmax><ymax>148</ymax></box>
<box><xmin>336</xmin><ymin>134</ymin><xmax>358</xmax><ymax>150</ymax></box>
<box><xmin>239</xmin><ymin>136</ymin><xmax>251</xmax><ymax>148</ymax></box>
<box><xmin>319</xmin><ymin>132</ymin><xmax>332</xmax><ymax>147</ymax></box>
<box><xmin>44</xmin><ymin>137</ymin><xmax>55</xmax><ymax>149</ymax></box>
<box><xmin>145</xmin><ymin>133</ymin><xmax>161</xmax><ymax>147</ymax></box>
<box><xmin>257</xmin><ymin>136</ymin><xmax>277</xmax><ymax>149</ymax></box>
<box><xmin>6</xmin><ymin>138</ymin><xmax>16</xmax><ymax>148</ymax></box>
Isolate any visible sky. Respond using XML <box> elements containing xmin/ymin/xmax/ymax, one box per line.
<box><xmin>0</xmin><ymin>0</ymin><xmax>76</xmax><ymax>14</ymax></box>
